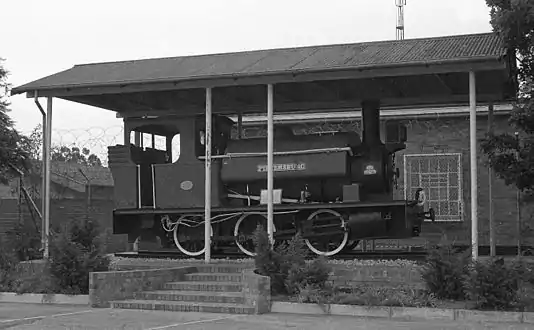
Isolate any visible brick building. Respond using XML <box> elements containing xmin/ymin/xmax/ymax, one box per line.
<box><xmin>0</xmin><ymin>162</ymin><xmax>126</xmax><ymax>251</ymax></box>
<box><xmin>240</xmin><ymin>103</ymin><xmax>531</xmax><ymax>248</ymax></box>
<box><xmin>1</xmin><ymin>103</ymin><xmax>529</xmax><ymax>251</ymax></box>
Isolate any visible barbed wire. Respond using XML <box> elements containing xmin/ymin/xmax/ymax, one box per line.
<box><xmin>16</xmin><ymin>115</ymin><xmax>471</xmax><ymax>166</ymax></box>
<box><xmin>13</xmin><ymin>115</ymin><xmax>531</xmax><ymax>247</ymax></box>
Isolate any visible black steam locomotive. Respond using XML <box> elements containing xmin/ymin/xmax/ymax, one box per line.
<box><xmin>108</xmin><ymin>99</ymin><xmax>434</xmax><ymax>257</ymax></box>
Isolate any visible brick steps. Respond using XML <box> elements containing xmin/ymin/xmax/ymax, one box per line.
<box><xmin>111</xmin><ymin>299</ymin><xmax>255</xmax><ymax>314</ymax></box>
<box><xmin>164</xmin><ymin>281</ymin><xmax>243</xmax><ymax>292</ymax></box>
<box><xmin>193</xmin><ymin>265</ymin><xmax>252</xmax><ymax>273</ymax></box>
<box><xmin>111</xmin><ymin>265</ymin><xmax>256</xmax><ymax>314</ymax></box>
<box><xmin>185</xmin><ymin>272</ymin><xmax>242</xmax><ymax>282</ymax></box>
<box><xmin>134</xmin><ymin>290</ymin><xmax>245</xmax><ymax>304</ymax></box>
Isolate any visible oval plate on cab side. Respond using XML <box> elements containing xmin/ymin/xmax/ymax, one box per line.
<box><xmin>180</xmin><ymin>180</ymin><xmax>193</xmax><ymax>191</ymax></box>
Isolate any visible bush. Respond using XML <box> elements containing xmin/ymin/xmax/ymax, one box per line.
<box><xmin>420</xmin><ymin>243</ymin><xmax>470</xmax><ymax>300</ymax></box>
<box><xmin>0</xmin><ymin>237</ymin><xmax>18</xmax><ymax>291</ymax></box>
<box><xmin>253</xmin><ymin>224</ymin><xmax>286</xmax><ymax>294</ymax></box>
<box><xmin>10</xmin><ymin>261</ymin><xmax>59</xmax><ymax>294</ymax></box>
<box><xmin>332</xmin><ymin>285</ymin><xmax>438</xmax><ymax>308</ymax></box>
<box><xmin>286</xmin><ymin>257</ymin><xmax>331</xmax><ymax>295</ymax></box>
<box><xmin>252</xmin><ymin>224</ymin><xmax>331</xmax><ymax>295</ymax></box>
<box><xmin>0</xmin><ymin>218</ymin><xmax>111</xmax><ymax>295</ymax></box>
<box><xmin>47</xmin><ymin>219</ymin><xmax>111</xmax><ymax>294</ymax></box>
<box><xmin>463</xmin><ymin>257</ymin><xmax>528</xmax><ymax>311</ymax></box>
<box><xmin>421</xmin><ymin>243</ymin><xmax>534</xmax><ymax>311</ymax></box>
<box><xmin>4</xmin><ymin>222</ymin><xmax>42</xmax><ymax>261</ymax></box>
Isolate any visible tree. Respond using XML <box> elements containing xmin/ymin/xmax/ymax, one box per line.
<box><xmin>480</xmin><ymin>0</ymin><xmax>534</xmax><ymax>194</ymax></box>
<box><xmin>51</xmin><ymin>146</ymin><xmax>102</xmax><ymax>167</ymax></box>
<box><xmin>23</xmin><ymin>124</ymin><xmax>103</xmax><ymax>167</ymax></box>
<box><xmin>0</xmin><ymin>58</ymin><xmax>30</xmax><ymax>183</ymax></box>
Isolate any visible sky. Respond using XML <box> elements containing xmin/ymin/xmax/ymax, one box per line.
<box><xmin>3</xmin><ymin>0</ymin><xmax>493</xmax><ymax>159</ymax></box>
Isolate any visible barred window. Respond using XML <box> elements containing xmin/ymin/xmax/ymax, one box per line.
<box><xmin>403</xmin><ymin>153</ymin><xmax>463</xmax><ymax>221</ymax></box>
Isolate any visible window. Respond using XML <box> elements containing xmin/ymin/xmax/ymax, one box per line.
<box><xmin>403</xmin><ymin>153</ymin><xmax>463</xmax><ymax>221</ymax></box>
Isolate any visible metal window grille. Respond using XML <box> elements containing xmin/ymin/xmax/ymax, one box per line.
<box><xmin>403</xmin><ymin>153</ymin><xmax>463</xmax><ymax>221</ymax></box>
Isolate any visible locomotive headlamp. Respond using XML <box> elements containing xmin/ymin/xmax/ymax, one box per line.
<box><xmin>414</xmin><ymin>188</ymin><xmax>426</xmax><ymax>206</ymax></box>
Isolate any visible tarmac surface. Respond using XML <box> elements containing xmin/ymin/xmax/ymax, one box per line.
<box><xmin>0</xmin><ymin>303</ymin><xmax>533</xmax><ymax>330</ymax></box>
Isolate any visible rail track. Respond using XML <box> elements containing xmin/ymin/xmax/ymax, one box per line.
<box><xmin>114</xmin><ymin>244</ymin><xmax>534</xmax><ymax>262</ymax></box>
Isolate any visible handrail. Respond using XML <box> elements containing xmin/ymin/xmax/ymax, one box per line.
<box><xmin>198</xmin><ymin>147</ymin><xmax>352</xmax><ymax>159</ymax></box>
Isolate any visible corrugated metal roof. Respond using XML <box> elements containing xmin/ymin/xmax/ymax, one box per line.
<box><xmin>12</xmin><ymin>32</ymin><xmax>506</xmax><ymax>95</ymax></box>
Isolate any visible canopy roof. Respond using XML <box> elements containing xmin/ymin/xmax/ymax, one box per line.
<box><xmin>12</xmin><ymin>32</ymin><xmax>516</xmax><ymax>117</ymax></box>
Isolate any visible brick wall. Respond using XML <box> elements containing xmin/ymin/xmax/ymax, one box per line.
<box><xmin>0</xmin><ymin>197</ymin><xmax>127</xmax><ymax>253</ymax></box>
<box><xmin>238</xmin><ymin>114</ymin><xmax>528</xmax><ymax>247</ymax></box>
<box><xmin>110</xmin><ymin>259</ymin><xmax>424</xmax><ymax>290</ymax></box>
<box><xmin>329</xmin><ymin>264</ymin><xmax>423</xmax><ymax>289</ymax></box>
<box><xmin>392</xmin><ymin>115</ymin><xmax>531</xmax><ymax>247</ymax></box>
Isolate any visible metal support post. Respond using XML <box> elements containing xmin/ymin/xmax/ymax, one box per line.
<box><xmin>515</xmin><ymin>132</ymin><xmax>521</xmax><ymax>257</ymax></box>
<box><xmin>469</xmin><ymin>71</ymin><xmax>478</xmax><ymax>261</ymax></box>
<box><xmin>267</xmin><ymin>84</ymin><xmax>274</xmax><ymax>245</ymax></box>
<box><xmin>123</xmin><ymin>119</ymin><xmax>129</xmax><ymax>145</ymax></box>
<box><xmin>33</xmin><ymin>93</ymin><xmax>46</xmax><ymax>254</ymax></box>
<box><xmin>44</xmin><ymin>97</ymin><xmax>53</xmax><ymax>259</ymax></box>
<box><xmin>204</xmin><ymin>87</ymin><xmax>212</xmax><ymax>263</ymax></box>
<box><xmin>487</xmin><ymin>103</ymin><xmax>495</xmax><ymax>257</ymax></box>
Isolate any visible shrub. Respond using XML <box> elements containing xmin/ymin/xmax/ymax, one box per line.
<box><xmin>463</xmin><ymin>257</ymin><xmax>527</xmax><ymax>311</ymax></box>
<box><xmin>4</xmin><ymin>222</ymin><xmax>42</xmax><ymax>261</ymax></box>
<box><xmin>253</xmin><ymin>224</ymin><xmax>286</xmax><ymax>294</ymax></box>
<box><xmin>295</xmin><ymin>283</ymin><xmax>334</xmax><ymax>305</ymax></box>
<box><xmin>420</xmin><ymin>243</ymin><xmax>470</xmax><ymax>300</ymax></box>
<box><xmin>333</xmin><ymin>285</ymin><xmax>438</xmax><ymax>308</ymax></box>
<box><xmin>10</xmin><ymin>261</ymin><xmax>58</xmax><ymax>294</ymax></box>
<box><xmin>286</xmin><ymin>257</ymin><xmax>331</xmax><ymax>295</ymax></box>
<box><xmin>48</xmin><ymin>219</ymin><xmax>111</xmax><ymax>294</ymax></box>
<box><xmin>252</xmin><ymin>224</ymin><xmax>331</xmax><ymax>295</ymax></box>
<box><xmin>0</xmin><ymin>237</ymin><xmax>18</xmax><ymax>291</ymax></box>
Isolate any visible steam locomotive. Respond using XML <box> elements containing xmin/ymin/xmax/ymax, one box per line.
<box><xmin>108</xmin><ymin>99</ymin><xmax>435</xmax><ymax>257</ymax></box>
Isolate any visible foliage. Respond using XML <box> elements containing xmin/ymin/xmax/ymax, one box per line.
<box><xmin>481</xmin><ymin>0</ymin><xmax>534</xmax><ymax>193</ymax></box>
<box><xmin>282</xmin><ymin>284</ymin><xmax>438</xmax><ymax>308</ymax></box>
<box><xmin>4</xmin><ymin>222</ymin><xmax>42</xmax><ymax>261</ymax></box>
<box><xmin>22</xmin><ymin>123</ymin><xmax>103</xmax><ymax>166</ymax></box>
<box><xmin>52</xmin><ymin>145</ymin><xmax>103</xmax><ymax>167</ymax></box>
<box><xmin>0</xmin><ymin>217</ymin><xmax>110</xmax><ymax>295</ymax></box>
<box><xmin>47</xmin><ymin>218</ymin><xmax>111</xmax><ymax>294</ymax></box>
<box><xmin>0</xmin><ymin>59</ymin><xmax>30</xmax><ymax>183</ymax></box>
<box><xmin>10</xmin><ymin>261</ymin><xmax>59</xmax><ymax>295</ymax></box>
<box><xmin>0</xmin><ymin>237</ymin><xmax>19</xmax><ymax>292</ymax></box>
<box><xmin>286</xmin><ymin>257</ymin><xmax>331</xmax><ymax>295</ymax></box>
<box><xmin>253</xmin><ymin>224</ymin><xmax>331</xmax><ymax>295</ymax></box>
<box><xmin>421</xmin><ymin>242</ymin><xmax>534</xmax><ymax>311</ymax></box>
<box><xmin>253</xmin><ymin>224</ymin><xmax>286</xmax><ymax>294</ymax></box>
<box><xmin>463</xmin><ymin>257</ymin><xmax>533</xmax><ymax>311</ymax></box>
<box><xmin>420</xmin><ymin>243</ymin><xmax>471</xmax><ymax>300</ymax></box>
<box><xmin>332</xmin><ymin>286</ymin><xmax>438</xmax><ymax>308</ymax></box>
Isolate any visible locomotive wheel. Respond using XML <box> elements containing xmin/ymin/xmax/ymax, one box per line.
<box><xmin>304</xmin><ymin>209</ymin><xmax>348</xmax><ymax>257</ymax></box>
<box><xmin>234</xmin><ymin>212</ymin><xmax>275</xmax><ymax>257</ymax></box>
<box><xmin>173</xmin><ymin>215</ymin><xmax>212</xmax><ymax>257</ymax></box>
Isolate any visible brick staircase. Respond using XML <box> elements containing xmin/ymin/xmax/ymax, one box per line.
<box><xmin>109</xmin><ymin>264</ymin><xmax>258</xmax><ymax>314</ymax></box>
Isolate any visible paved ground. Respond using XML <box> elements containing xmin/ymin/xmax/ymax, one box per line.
<box><xmin>0</xmin><ymin>303</ymin><xmax>533</xmax><ymax>330</ymax></box>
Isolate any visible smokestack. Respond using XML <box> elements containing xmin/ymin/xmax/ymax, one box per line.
<box><xmin>361</xmin><ymin>99</ymin><xmax>382</xmax><ymax>146</ymax></box>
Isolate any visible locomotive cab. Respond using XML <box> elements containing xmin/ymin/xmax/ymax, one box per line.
<box><xmin>108</xmin><ymin>122</ymin><xmax>179</xmax><ymax>210</ymax></box>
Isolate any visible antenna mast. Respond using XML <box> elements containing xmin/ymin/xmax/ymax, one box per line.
<box><xmin>396</xmin><ymin>0</ymin><xmax>406</xmax><ymax>40</ymax></box>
